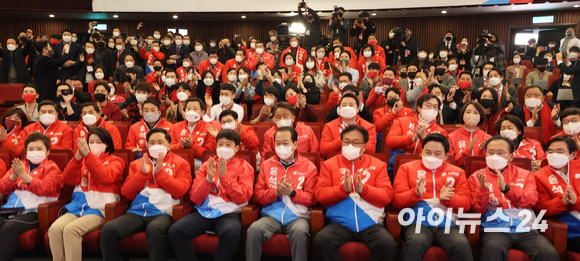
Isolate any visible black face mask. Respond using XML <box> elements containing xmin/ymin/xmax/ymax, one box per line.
<box><xmin>480</xmin><ymin>98</ymin><xmax>494</xmax><ymax>109</ymax></box>
<box><xmin>387</xmin><ymin>98</ymin><xmax>399</xmax><ymax>108</ymax></box>
<box><xmin>303</xmin><ymin>81</ymin><xmax>315</xmax><ymax>90</ymax></box>
<box><xmin>97</xmin><ymin>42</ymin><xmax>106</xmax><ymax>48</ymax></box>
<box><xmin>407</xmin><ymin>72</ymin><xmax>417</xmax><ymax>79</ymax></box>
<box><xmin>94</xmin><ymin>93</ymin><xmax>107</xmax><ymax>102</ymax></box>
<box><xmin>435</xmin><ymin>68</ymin><xmax>446</xmax><ymax>76</ymax></box>
<box><xmin>400</xmin><ymin>72</ymin><xmax>407</xmax><ymax>78</ymax></box>
<box><xmin>538</xmin><ymin>67</ymin><xmax>547</xmax><ymax>72</ymax></box>
<box><xmin>154</xmin><ymin>66</ymin><xmax>162</xmax><ymax>71</ymax></box>
<box><xmin>445</xmin><ymin>36</ymin><xmax>452</xmax><ymax>41</ymax></box>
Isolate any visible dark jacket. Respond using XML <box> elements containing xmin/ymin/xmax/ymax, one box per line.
<box><xmin>298</xmin><ymin>8</ymin><xmax>322</xmax><ymax>47</ymax></box>
<box><xmin>218</xmin><ymin>45</ymin><xmax>235</xmax><ymax>65</ymax></box>
<box><xmin>437</xmin><ymin>40</ymin><xmax>457</xmax><ymax>55</ymax></box>
<box><xmin>162</xmin><ymin>43</ymin><xmax>190</xmax><ymax>70</ymax></box>
<box><xmin>91</xmin><ymin>47</ymin><xmax>116</xmax><ymax>80</ymax></box>
<box><xmin>113</xmin><ymin>65</ymin><xmax>145</xmax><ymax>84</ymax></box>
<box><xmin>53</xmin><ymin>42</ymin><xmax>83</xmax><ymax>78</ymax></box>
<box><xmin>558</xmin><ymin>62</ymin><xmax>580</xmax><ymax>105</ymax></box>
<box><xmin>195</xmin><ymin>79</ymin><xmax>221</xmax><ymax>106</ymax></box>
<box><xmin>0</xmin><ymin>40</ymin><xmax>32</xmax><ymax>83</ymax></box>
<box><xmin>56</xmin><ymin>102</ymin><xmax>82</xmax><ymax>122</ymax></box>
<box><xmin>401</xmin><ymin>37</ymin><xmax>419</xmax><ymax>65</ymax></box>
<box><xmin>114</xmin><ymin>47</ymin><xmax>135</xmax><ymax>68</ymax></box>
<box><xmin>350</xmin><ymin>20</ymin><xmax>376</xmax><ymax>54</ymax></box>
<box><xmin>34</xmin><ymin>54</ymin><xmax>69</xmax><ymax>102</ymax></box>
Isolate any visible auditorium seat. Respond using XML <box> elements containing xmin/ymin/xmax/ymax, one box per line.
<box><xmin>440</xmin><ymin>124</ymin><xmax>461</xmax><ymax>136</ymax></box>
<box><xmin>523</xmin><ymin>127</ymin><xmax>544</xmax><ymax>146</ymax></box>
<box><xmin>245</xmin><ymin>121</ymin><xmax>274</xmax><ymax>153</ymax></box>
<box><xmin>551</xmin><ymin>127</ymin><xmax>564</xmax><ymax>136</ymax></box>
<box><xmin>522</xmin><ymin>69</ymin><xmax>535</xmax><ymax>85</ymax></box>
<box><xmin>303</xmin><ymin>122</ymin><xmax>324</xmax><ymax>143</ymax></box>
<box><xmin>310</xmin><ymin>105</ymin><xmax>326</xmax><ymax>123</ymax></box>
<box><xmin>319</xmin><ymin>94</ymin><xmax>327</xmax><ymax>105</ymax></box>
<box><xmin>110</xmin><ymin>121</ymin><xmax>132</xmax><ymax>148</ymax></box>
<box><xmin>381</xmin><ymin>124</ymin><xmax>392</xmax><ymax>162</ymax></box>
<box><xmin>0</xmin><ymin>149</ymin><xmax>15</xmax><ymax>168</ymax></box>
<box><xmin>521</xmin><ymin>60</ymin><xmax>533</xmax><ymax>70</ymax></box>
<box><xmin>552</xmin><ymin>68</ymin><xmax>560</xmax><ymax>77</ymax></box>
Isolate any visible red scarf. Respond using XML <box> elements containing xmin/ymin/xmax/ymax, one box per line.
<box><xmin>523</xmin><ymin>100</ymin><xmax>554</xmax><ymax>144</ymax></box>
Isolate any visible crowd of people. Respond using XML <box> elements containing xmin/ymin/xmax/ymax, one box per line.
<box><xmin>0</xmin><ymin>12</ymin><xmax>579</xmax><ymax>261</ymax></box>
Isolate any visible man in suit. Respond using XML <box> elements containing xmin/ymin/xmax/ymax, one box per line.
<box><xmin>481</xmin><ymin>67</ymin><xmax>518</xmax><ymax>108</ymax></box>
<box><xmin>430</xmin><ymin>84</ymin><xmax>459</xmax><ymax>124</ymax></box>
<box><xmin>114</xmin><ymin>37</ymin><xmax>134</xmax><ymax>69</ymax></box>
<box><xmin>94</xmin><ymin>36</ymin><xmax>116</xmax><ymax>82</ymax></box>
<box><xmin>436</xmin><ymin>31</ymin><xmax>457</xmax><ymax>56</ymax></box>
<box><xmin>556</xmin><ymin>51</ymin><xmax>580</xmax><ymax>107</ymax></box>
<box><xmin>53</xmin><ymin>29</ymin><xmax>83</xmax><ymax>78</ymax></box>
<box><xmin>163</xmin><ymin>33</ymin><xmax>189</xmax><ymax>71</ymax></box>
<box><xmin>0</xmin><ymin>29</ymin><xmax>33</xmax><ymax>83</ymax></box>
<box><xmin>433</xmin><ymin>60</ymin><xmax>456</xmax><ymax>92</ymax></box>
<box><xmin>114</xmin><ymin>54</ymin><xmax>145</xmax><ymax>84</ymax></box>
<box><xmin>33</xmin><ymin>41</ymin><xmax>70</xmax><ymax>102</ymax></box>
<box><xmin>510</xmin><ymin>86</ymin><xmax>561</xmax><ymax>143</ymax></box>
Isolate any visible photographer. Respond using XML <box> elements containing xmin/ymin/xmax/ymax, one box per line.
<box><xmin>401</xmin><ymin>26</ymin><xmax>419</xmax><ymax>65</ymax></box>
<box><xmin>298</xmin><ymin>3</ymin><xmax>321</xmax><ymax>52</ymax></box>
<box><xmin>470</xmin><ymin>31</ymin><xmax>506</xmax><ymax>74</ymax></box>
<box><xmin>350</xmin><ymin>11</ymin><xmax>376</xmax><ymax>56</ymax></box>
<box><xmin>328</xmin><ymin>6</ymin><xmax>349</xmax><ymax>47</ymax></box>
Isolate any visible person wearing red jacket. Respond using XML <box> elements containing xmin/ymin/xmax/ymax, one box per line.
<box><xmin>87</xmin><ymin>66</ymin><xmax>108</xmax><ymax>93</ymax></box>
<box><xmin>321</xmin><ymin>93</ymin><xmax>376</xmax><ymax>158</ymax></box>
<box><xmin>331</xmin><ymin>37</ymin><xmax>358</xmax><ymax>62</ymax></box>
<box><xmin>0</xmin><ymin>132</ymin><xmax>63</xmax><ymax>259</ymax></box>
<box><xmin>535</xmin><ymin>136</ymin><xmax>580</xmax><ymax>252</ymax></box>
<box><xmin>224</xmin><ymin>49</ymin><xmax>250</xmax><ymax>82</ymax></box>
<box><xmin>93</xmin><ymin>82</ymin><xmax>123</xmax><ymax>121</ymax></box>
<box><xmin>468</xmin><ymin>136</ymin><xmax>558</xmax><ymax>261</ymax></box>
<box><xmin>0</xmin><ymin>107</ymin><xmax>29</xmax><ymax>152</ymax></box>
<box><xmin>282</xmin><ymin>53</ymin><xmax>302</xmax><ymax>84</ymax></box>
<box><xmin>393</xmin><ymin>134</ymin><xmax>473</xmax><ymax>260</ymax></box>
<box><xmin>314</xmin><ymin>125</ymin><xmax>396</xmax><ymax>261</ymax></box>
<box><xmin>550</xmin><ymin>107</ymin><xmax>580</xmax><ymax>160</ymax></box>
<box><xmin>248</xmin><ymin>42</ymin><xmax>275</xmax><ymax>71</ymax></box>
<box><xmin>262</xmin><ymin>102</ymin><xmax>319</xmax><ymax>160</ymax></box>
<box><xmin>176</xmin><ymin>56</ymin><xmax>196</xmax><ymax>83</ymax></box>
<box><xmin>48</xmin><ymin>127</ymin><xmax>125</xmax><ymax>261</ymax></box>
<box><xmin>16</xmin><ymin>100</ymin><xmax>74</xmax><ymax>156</ymax></box>
<box><xmin>140</xmin><ymin>41</ymin><xmax>165</xmax><ymax>74</ymax></box>
<box><xmin>145</xmin><ymin>60</ymin><xmax>164</xmax><ymax>86</ymax></box>
<box><xmin>279</xmin><ymin>36</ymin><xmax>308</xmax><ymax>72</ymax></box>
<box><xmin>365</xmin><ymin>68</ymin><xmax>406</xmax><ymax>109</ymax></box>
<box><xmin>73</xmin><ymin>103</ymin><xmax>122</xmax><ymax>152</ymax></box>
<box><xmin>207</xmin><ymin>110</ymin><xmax>259</xmax><ymax>159</ymax></box>
<box><xmin>496</xmin><ymin>115</ymin><xmax>546</xmax><ymax>172</ymax></box>
<box><xmin>247</xmin><ymin>126</ymin><xmax>318</xmax><ymax>261</ymax></box>
<box><xmin>197</xmin><ymin>49</ymin><xmax>225</xmax><ymax>83</ymax></box>
<box><xmin>125</xmin><ymin>99</ymin><xmax>173</xmax><ymax>152</ymax></box>
<box><xmin>357</xmin><ymin>44</ymin><xmax>387</xmax><ymax>85</ymax></box>
<box><xmin>169</xmin><ymin>129</ymin><xmax>254</xmax><ymax>261</ymax></box>
<box><xmin>358</xmin><ymin>35</ymin><xmax>386</xmax><ymax>63</ymax></box>
<box><xmin>448</xmin><ymin>101</ymin><xmax>492</xmax><ymax>167</ymax></box>
<box><xmin>371</xmin><ymin>87</ymin><xmax>414</xmax><ymax>132</ymax></box>
<box><xmin>170</xmin><ymin>98</ymin><xmax>216</xmax><ymax>172</ymax></box>
<box><xmin>326</xmin><ymin>72</ymin><xmax>354</xmax><ymax>111</ymax></box>
<box><xmin>101</xmin><ymin>128</ymin><xmax>192</xmax><ymax>261</ymax></box>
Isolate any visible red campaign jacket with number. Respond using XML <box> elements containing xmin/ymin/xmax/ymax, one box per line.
<box><xmin>279</xmin><ymin>46</ymin><xmax>308</xmax><ymax>72</ymax></box>
<box><xmin>140</xmin><ymin>47</ymin><xmax>166</xmax><ymax>70</ymax></box>
<box><xmin>208</xmin><ymin>121</ymin><xmax>259</xmax><ymax>155</ymax></box>
<box><xmin>287</xmin><ymin>65</ymin><xmax>301</xmax><ymax>84</ymax></box>
<box><xmin>392</xmin><ymin>160</ymin><xmax>471</xmax><ymax>225</ymax></box>
<box><xmin>385</xmin><ymin>116</ymin><xmax>448</xmax><ymax>155</ymax></box>
<box><xmin>513</xmin><ymin>138</ymin><xmax>546</xmax><ymax>161</ymax></box>
<box><xmin>356</xmin><ymin>56</ymin><xmax>387</xmax><ymax>85</ymax></box>
<box><xmin>365</xmin><ymin>81</ymin><xmax>406</xmax><ymax>109</ymax></box>
<box><xmin>73</xmin><ymin>118</ymin><xmax>122</xmax><ymax>152</ymax></box>
<box><xmin>176</xmin><ymin>65</ymin><xmax>196</xmax><ymax>84</ymax></box>
<box><xmin>223</xmin><ymin>59</ymin><xmax>251</xmax><ymax>82</ymax></box>
<box><xmin>16</xmin><ymin>120</ymin><xmax>74</xmax><ymax>156</ymax></box>
<box><xmin>125</xmin><ymin>119</ymin><xmax>173</xmax><ymax>151</ymax></box>
<box><xmin>197</xmin><ymin>59</ymin><xmax>225</xmax><ymax>83</ymax></box>
<box><xmin>0</xmin><ymin>159</ymin><xmax>63</xmax><ymax>211</ymax></box>
<box><xmin>551</xmin><ymin>132</ymin><xmax>580</xmax><ymax>160</ymax></box>
<box><xmin>248</xmin><ymin>53</ymin><xmax>275</xmax><ymax>71</ymax></box>
<box><xmin>169</xmin><ymin>120</ymin><xmax>216</xmax><ymax>159</ymax></box>
<box><xmin>1</xmin><ymin>126</ymin><xmax>24</xmax><ymax>152</ymax></box>
<box><xmin>448</xmin><ymin>126</ymin><xmax>492</xmax><ymax>167</ymax></box>
<box><xmin>371</xmin><ymin>105</ymin><xmax>415</xmax><ymax>133</ymax></box>
<box><xmin>262</xmin><ymin>123</ymin><xmax>319</xmax><ymax>159</ymax></box>
<box><xmin>320</xmin><ymin>115</ymin><xmax>376</xmax><ymax>158</ymax></box>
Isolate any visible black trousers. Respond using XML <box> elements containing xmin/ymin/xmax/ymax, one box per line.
<box><xmin>568</xmin><ymin>236</ymin><xmax>580</xmax><ymax>252</ymax></box>
<box><xmin>480</xmin><ymin>231</ymin><xmax>559</xmax><ymax>261</ymax></box>
<box><xmin>400</xmin><ymin>224</ymin><xmax>472</xmax><ymax>261</ymax></box>
<box><xmin>0</xmin><ymin>212</ymin><xmax>39</xmax><ymax>261</ymax></box>
<box><xmin>313</xmin><ymin>222</ymin><xmax>397</xmax><ymax>261</ymax></box>
<box><xmin>100</xmin><ymin>213</ymin><xmax>172</xmax><ymax>261</ymax></box>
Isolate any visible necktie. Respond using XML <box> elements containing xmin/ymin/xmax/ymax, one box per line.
<box><xmin>177</xmin><ymin>45</ymin><xmax>180</xmax><ymax>55</ymax></box>
<box><xmin>409</xmin><ymin>81</ymin><xmax>414</xmax><ymax>90</ymax></box>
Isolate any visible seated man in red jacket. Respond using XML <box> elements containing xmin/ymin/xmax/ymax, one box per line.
<box><xmin>73</xmin><ymin>102</ymin><xmax>122</xmax><ymax>152</ymax></box>
<box><xmin>101</xmin><ymin>128</ymin><xmax>192</xmax><ymax>261</ymax></box>
<box><xmin>365</xmin><ymin>67</ymin><xmax>406</xmax><ymax>109</ymax></box>
<box><xmin>552</xmin><ymin>107</ymin><xmax>580</xmax><ymax>139</ymax></box>
<box><xmin>168</xmin><ymin>129</ymin><xmax>254</xmax><ymax>261</ymax></box>
<box><xmin>372</xmin><ymin>87</ymin><xmax>415</xmax><ymax>132</ymax></box>
<box><xmin>326</xmin><ymin>84</ymin><xmax>374</xmax><ymax>123</ymax></box>
<box><xmin>393</xmin><ymin>133</ymin><xmax>473</xmax><ymax>261</ymax></box>
<box><xmin>535</xmin><ymin>135</ymin><xmax>580</xmax><ymax>253</ymax></box>
<box><xmin>246</xmin><ymin>126</ymin><xmax>318</xmax><ymax>261</ymax></box>
<box><xmin>468</xmin><ymin>136</ymin><xmax>558</xmax><ymax>261</ymax></box>
<box><xmin>314</xmin><ymin>125</ymin><xmax>396</xmax><ymax>261</ymax></box>
<box><xmin>145</xmin><ymin>59</ymin><xmax>164</xmax><ymax>85</ymax></box>
<box><xmin>125</xmin><ymin>99</ymin><xmax>173</xmax><ymax>153</ymax></box>
<box><xmin>320</xmin><ymin>93</ymin><xmax>376</xmax><ymax>158</ymax></box>
<box><xmin>248</xmin><ymin>41</ymin><xmax>275</xmax><ymax>71</ymax></box>
<box><xmin>207</xmin><ymin>110</ymin><xmax>259</xmax><ymax>158</ymax></box>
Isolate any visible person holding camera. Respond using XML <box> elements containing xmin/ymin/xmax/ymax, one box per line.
<box><xmin>350</xmin><ymin>11</ymin><xmax>376</xmax><ymax>56</ymax></box>
<box><xmin>401</xmin><ymin>26</ymin><xmax>419</xmax><ymax>66</ymax></box>
<box><xmin>328</xmin><ymin>7</ymin><xmax>349</xmax><ymax>47</ymax></box>
<box><xmin>297</xmin><ymin>3</ymin><xmax>321</xmax><ymax>52</ymax></box>
<box><xmin>470</xmin><ymin>31</ymin><xmax>506</xmax><ymax>74</ymax></box>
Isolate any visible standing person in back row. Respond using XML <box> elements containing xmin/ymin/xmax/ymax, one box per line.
<box><xmin>560</xmin><ymin>27</ymin><xmax>580</xmax><ymax>56</ymax></box>
<box><xmin>0</xmin><ymin>29</ymin><xmax>33</xmax><ymax>84</ymax></box>
<box><xmin>34</xmin><ymin>41</ymin><xmax>70</xmax><ymax>102</ymax></box>
<box><xmin>328</xmin><ymin>7</ymin><xmax>349</xmax><ymax>47</ymax></box>
<box><xmin>350</xmin><ymin>11</ymin><xmax>376</xmax><ymax>56</ymax></box>
<box><xmin>297</xmin><ymin>3</ymin><xmax>321</xmax><ymax>52</ymax></box>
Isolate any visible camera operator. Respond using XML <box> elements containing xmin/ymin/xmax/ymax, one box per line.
<box><xmin>328</xmin><ymin>7</ymin><xmax>349</xmax><ymax>47</ymax></box>
<box><xmin>401</xmin><ymin>26</ymin><xmax>419</xmax><ymax>65</ymax></box>
<box><xmin>350</xmin><ymin>11</ymin><xmax>376</xmax><ymax>56</ymax></box>
<box><xmin>470</xmin><ymin>31</ymin><xmax>506</xmax><ymax>75</ymax></box>
<box><xmin>298</xmin><ymin>3</ymin><xmax>321</xmax><ymax>52</ymax></box>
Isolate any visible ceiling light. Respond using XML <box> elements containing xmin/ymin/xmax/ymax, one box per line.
<box><xmin>371</xmin><ymin>13</ymin><xmax>377</xmax><ymax>16</ymax></box>
<box><xmin>173</xmin><ymin>15</ymin><xmax>178</xmax><ymax>19</ymax></box>
<box><xmin>441</xmin><ymin>10</ymin><xmax>447</xmax><ymax>14</ymax></box>
<box><xmin>290</xmin><ymin>11</ymin><xmax>295</xmax><ymax>15</ymax></box>
<box><xmin>113</xmin><ymin>15</ymin><xmax>119</xmax><ymax>18</ymax></box>
<box><xmin>241</xmin><ymin>15</ymin><xmax>246</xmax><ymax>19</ymax></box>
<box><xmin>49</xmin><ymin>14</ymin><xmax>55</xmax><ymax>18</ymax></box>
<box><xmin>575</xmin><ymin>4</ymin><xmax>580</xmax><ymax>7</ymax></box>
<box><xmin>512</xmin><ymin>6</ymin><xmax>517</xmax><ymax>9</ymax></box>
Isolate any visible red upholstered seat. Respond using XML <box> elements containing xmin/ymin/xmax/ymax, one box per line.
<box><xmin>191</xmin><ymin>234</ymin><xmax>221</xmax><ymax>255</ymax></box>
<box><xmin>568</xmin><ymin>250</ymin><xmax>580</xmax><ymax>261</ymax></box>
<box><xmin>508</xmin><ymin>249</ymin><xmax>531</xmax><ymax>261</ymax></box>
<box><xmin>422</xmin><ymin>246</ymin><xmax>450</xmax><ymax>260</ymax></box>
<box><xmin>17</xmin><ymin>229</ymin><xmax>41</xmax><ymax>250</ymax></box>
<box><xmin>262</xmin><ymin>234</ymin><xmax>293</xmax><ymax>257</ymax></box>
<box><xmin>245</xmin><ymin>122</ymin><xmax>275</xmax><ymax>153</ymax></box>
<box><xmin>310</xmin><ymin>105</ymin><xmax>327</xmax><ymax>123</ymax></box>
<box><xmin>339</xmin><ymin>242</ymin><xmax>372</xmax><ymax>261</ymax></box>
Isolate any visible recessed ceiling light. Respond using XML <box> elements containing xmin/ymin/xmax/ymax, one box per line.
<box><xmin>173</xmin><ymin>15</ymin><xmax>178</xmax><ymax>19</ymax></box>
<box><xmin>441</xmin><ymin>10</ymin><xmax>447</xmax><ymax>14</ymax></box>
<box><xmin>371</xmin><ymin>13</ymin><xmax>376</xmax><ymax>16</ymax></box>
<box><xmin>290</xmin><ymin>11</ymin><xmax>295</xmax><ymax>15</ymax></box>
<box><xmin>575</xmin><ymin>4</ymin><xmax>580</xmax><ymax>7</ymax></box>
<box><xmin>113</xmin><ymin>15</ymin><xmax>119</xmax><ymax>18</ymax></box>
<box><xmin>49</xmin><ymin>14</ymin><xmax>55</xmax><ymax>18</ymax></box>
<box><xmin>241</xmin><ymin>15</ymin><xmax>246</xmax><ymax>19</ymax></box>
<box><xmin>512</xmin><ymin>6</ymin><xmax>517</xmax><ymax>9</ymax></box>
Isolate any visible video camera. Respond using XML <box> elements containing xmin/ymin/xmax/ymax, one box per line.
<box><xmin>299</xmin><ymin>1</ymin><xmax>306</xmax><ymax>8</ymax></box>
<box><xmin>391</xmin><ymin>27</ymin><xmax>405</xmax><ymax>44</ymax></box>
<box><xmin>332</xmin><ymin>5</ymin><xmax>342</xmax><ymax>20</ymax></box>
<box><xmin>357</xmin><ymin>12</ymin><xmax>364</xmax><ymax>24</ymax></box>
<box><xmin>478</xmin><ymin>30</ymin><xmax>492</xmax><ymax>45</ymax></box>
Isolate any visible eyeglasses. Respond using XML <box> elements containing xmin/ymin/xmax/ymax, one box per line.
<box><xmin>342</xmin><ymin>140</ymin><xmax>364</xmax><ymax>147</ymax></box>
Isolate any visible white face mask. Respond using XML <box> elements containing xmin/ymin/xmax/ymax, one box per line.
<box><xmin>461</xmin><ymin>42</ymin><xmax>468</xmax><ymax>46</ymax></box>
<box><xmin>270</xmin><ymin>37</ymin><xmax>277</xmax><ymax>42</ymax></box>
<box><xmin>143</xmin><ymin>113</ymin><xmax>160</xmax><ymax>123</ymax></box>
<box><xmin>39</xmin><ymin>113</ymin><xmax>56</xmax><ymax>126</ymax></box>
<box><xmin>165</xmin><ymin>78</ymin><xmax>175</xmax><ymax>86</ymax></box>
<box><xmin>306</xmin><ymin>62</ymin><xmax>315</xmax><ymax>69</ymax></box>
<box><xmin>89</xmin><ymin>143</ymin><xmax>107</xmax><ymax>156</ymax></box>
<box><xmin>152</xmin><ymin>47</ymin><xmax>160</xmax><ymax>52</ymax></box>
<box><xmin>204</xmin><ymin>78</ymin><xmax>214</xmax><ymax>86</ymax></box>
<box><xmin>500</xmin><ymin>129</ymin><xmax>518</xmax><ymax>140</ymax></box>
<box><xmin>27</xmin><ymin>151</ymin><xmax>47</xmax><ymax>165</ymax></box>
<box><xmin>235</xmin><ymin>56</ymin><xmax>243</xmax><ymax>63</ymax></box>
<box><xmin>483</xmin><ymin>70</ymin><xmax>490</xmax><ymax>78</ymax></box>
<box><xmin>338</xmin><ymin>82</ymin><xmax>348</xmax><ymax>90</ymax></box>
<box><xmin>422</xmin><ymin>156</ymin><xmax>443</xmax><ymax>170</ymax></box>
<box><xmin>569</xmin><ymin>53</ymin><xmax>578</xmax><ymax>59</ymax></box>
<box><xmin>339</xmin><ymin>106</ymin><xmax>357</xmax><ymax>119</ymax></box>
<box><xmin>148</xmin><ymin>144</ymin><xmax>168</xmax><ymax>159</ymax></box>
<box><xmin>548</xmin><ymin>44</ymin><xmax>555</xmax><ymax>48</ymax></box>
<box><xmin>177</xmin><ymin>92</ymin><xmax>189</xmax><ymax>102</ymax></box>
<box><xmin>183</xmin><ymin>40</ymin><xmax>190</xmax><ymax>46</ymax></box>
<box><xmin>563</xmin><ymin>75</ymin><xmax>571</xmax><ymax>81</ymax></box>
<box><xmin>125</xmin><ymin>61</ymin><xmax>134</xmax><ymax>68</ymax></box>
<box><xmin>546</xmin><ymin>57</ymin><xmax>553</xmax><ymax>63</ymax></box>
<box><xmin>439</xmin><ymin>52</ymin><xmax>448</xmax><ymax>58</ymax></box>
<box><xmin>163</xmin><ymin>40</ymin><xmax>171</xmax><ymax>46</ymax></box>
<box><xmin>547</xmin><ymin>153</ymin><xmax>570</xmax><ymax>169</ymax></box>
<box><xmin>216</xmin><ymin>147</ymin><xmax>235</xmax><ymax>160</ymax></box>
<box><xmin>529</xmin><ymin>44</ymin><xmax>534</xmax><ymax>48</ymax></box>
<box><xmin>220</xmin><ymin>96</ymin><xmax>231</xmax><ymax>106</ymax></box>
<box><xmin>210</xmin><ymin>42</ymin><xmax>216</xmax><ymax>48</ymax></box>
<box><xmin>428</xmin><ymin>54</ymin><xmax>434</xmax><ymax>59</ymax></box>
<box><xmin>95</xmin><ymin>72</ymin><xmax>104</xmax><ymax>80</ymax></box>
<box><xmin>175</xmin><ymin>40</ymin><xmax>182</xmax><ymax>46</ymax></box>
<box><xmin>363</xmin><ymin>51</ymin><xmax>372</xmax><ymax>58</ymax></box>
<box><xmin>116</xmin><ymin>44</ymin><xmax>123</xmax><ymax>51</ymax></box>
<box><xmin>448</xmin><ymin>64</ymin><xmax>458</xmax><ymax>71</ymax></box>
<box><xmin>136</xmin><ymin>93</ymin><xmax>148</xmax><ymax>103</ymax></box>
<box><xmin>154</xmin><ymin>34</ymin><xmax>161</xmax><ymax>39</ymax></box>
<box><xmin>147</xmin><ymin>40</ymin><xmax>153</xmax><ymax>45</ymax></box>
<box><xmin>195</xmin><ymin>45</ymin><xmax>203</xmax><ymax>52</ymax></box>
<box><xmin>524</xmin><ymin>98</ymin><xmax>542</xmax><ymax>108</ymax></box>
<box><xmin>210</xmin><ymin>58</ymin><xmax>218</xmax><ymax>65</ymax></box>
<box><xmin>250</xmin><ymin>43</ymin><xmax>256</xmax><ymax>49</ymax></box>
<box><xmin>256</xmin><ymin>48</ymin><xmax>264</xmax><ymax>55</ymax></box>
<box><xmin>489</xmin><ymin>77</ymin><xmax>501</xmax><ymax>86</ymax></box>
<box><xmin>72</xmin><ymin>37</ymin><xmax>78</xmax><ymax>42</ymax></box>
<box><xmin>185</xmin><ymin>111</ymin><xmax>201</xmax><ymax>123</ymax></box>
<box><xmin>183</xmin><ymin>61</ymin><xmax>191</xmax><ymax>68</ymax></box>
<box><xmin>274</xmin><ymin>79</ymin><xmax>282</xmax><ymax>85</ymax></box>
<box><xmin>86</xmin><ymin>48</ymin><xmax>94</xmax><ymax>54</ymax></box>
<box><xmin>418</xmin><ymin>53</ymin><xmax>427</xmax><ymax>59</ymax></box>
<box><xmin>513</xmin><ymin>58</ymin><xmax>521</xmax><ymax>64</ymax></box>
<box><xmin>276</xmin><ymin>145</ymin><xmax>294</xmax><ymax>160</ymax></box>
<box><xmin>130</xmin><ymin>40</ymin><xmax>138</xmax><ymax>45</ymax></box>
<box><xmin>83</xmin><ymin>114</ymin><xmax>97</xmax><ymax>126</ymax></box>
<box><xmin>563</xmin><ymin>122</ymin><xmax>580</xmax><ymax>135</ymax></box>
<box><xmin>109</xmin><ymin>43</ymin><xmax>115</xmax><ymax>49</ymax></box>
<box><xmin>113</xmin><ymin>32</ymin><xmax>120</xmax><ymax>37</ymax></box>
<box><xmin>486</xmin><ymin>154</ymin><xmax>508</xmax><ymax>170</ymax></box>
<box><xmin>63</xmin><ymin>35</ymin><xmax>72</xmax><ymax>43</ymax></box>
<box><xmin>264</xmin><ymin>98</ymin><xmax>275</xmax><ymax>106</ymax></box>
<box><xmin>290</xmin><ymin>42</ymin><xmax>298</xmax><ymax>48</ymax></box>
<box><xmin>421</xmin><ymin>109</ymin><xmax>438</xmax><ymax>122</ymax></box>
<box><xmin>464</xmin><ymin>114</ymin><xmax>480</xmax><ymax>126</ymax></box>
<box><xmin>228</xmin><ymin>74</ymin><xmax>237</xmax><ymax>82</ymax></box>
<box><xmin>317</xmin><ymin>52</ymin><xmax>325</xmax><ymax>59</ymax></box>
<box><xmin>7</xmin><ymin>44</ymin><xmax>16</xmax><ymax>51</ymax></box>
<box><xmin>222</xmin><ymin>121</ymin><xmax>236</xmax><ymax>130</ymax></box>
<box><xmin>342</xmin><ymin>144</ymin><xmax>361</xmax><ymax>161</ymax></box>
<box><xmin>334</xmin><ymin>53</ymin><xmax>340</xmax><ymax>59</ymax></box>
<box><xmin>276</xmin><ymin>119</ymin><xmax>292</xmax><ymax>128</ymax></box>
<box><xmin>238</xmin><ymin>74</ymin><xmax>248</xmax><ymax>81</ymax></box>
<box><xmin>285</xmin><ymin>59</ymin><xmax>294</xmax><ymax>66</ymax></box>
<box><xmin>187</xmin><ymin>74</ymin><xmax>193</xmax><ymax>81</ymax></box>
